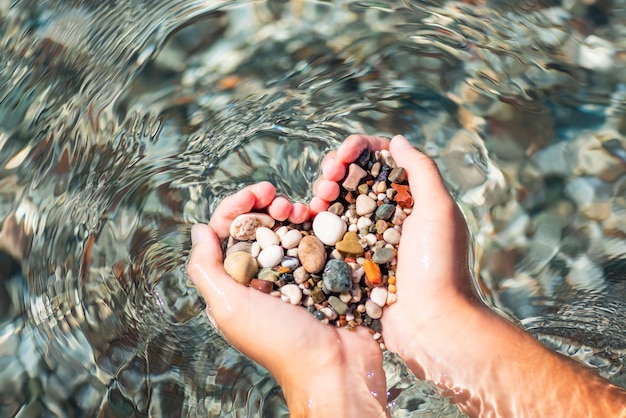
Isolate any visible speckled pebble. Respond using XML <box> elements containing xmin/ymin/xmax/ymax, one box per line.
<box><xmin>322</xmin><ymin>259</ymin><xmax>352</xmax><ymax>293</ymax></box>
<box><xmin>230</xmin><ymin>213</ymin><xmax>276</xmax><ymax>241</ymax></box>
<box><xmin>372</xmin><ymin>247</ymin><xmax>395</xmax><ymax>264</ymax></box>
<box><xmin>298</xmin><ymin>235</ymin><xmax>326</xmax><ymax>273</ymax></box>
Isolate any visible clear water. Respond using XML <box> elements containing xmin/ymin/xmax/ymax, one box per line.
<box><xmin>1</xmin><ymin>0</ymin><xmax>626</xmax><ymax>416</ymax></box>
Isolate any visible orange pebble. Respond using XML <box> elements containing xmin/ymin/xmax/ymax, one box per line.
<box><xmin>388</xmin><ymin>276</ymin><xmax>396</xmax><ymax>285</ymax></box>
<box><xmin>363</xmin><ymin>259</ymin><xmax>382</xmax><ymax>286</ymax></box>
<box><xmin>388</xmin><ymin>284</ymin><xmax>397</xmax><ymax>293</ymax></box>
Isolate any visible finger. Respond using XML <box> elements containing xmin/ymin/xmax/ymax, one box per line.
<box><xmin>309</xmin><ymin>197</ymin><xmax>329</xmax><ymax>214</ymax></box>
<box><xmin>314</xmin><ymin>179</ymin><xmax>340</xmax><ymax>202</ymax></box>
<box><xmin>288</xmin><ymin>203</ymin><xmax>311</xmax><ymax>224</ymax></box>
<box><xmin>321</xmin><ymin>156</ymin><xmax>347</xmax><ymax>182</ymax></box>
<box><xmin>336</xmin><ymin>134</ymin><xmax>390</xmax><ymax>164</ymax></box>
<box><xmin>209</xmin><ymin>182</ymin><xmax>277</xmax><ymax>238</ymax></box>
<box><xmin>389</xmin><ymin>135</ymin><xmax>455</xmax><ymax>214</ymax></box>
<box><xmin>267</xmin><ymin>196</ymin><xmax>293</xmax><ymax>221</ymax></box>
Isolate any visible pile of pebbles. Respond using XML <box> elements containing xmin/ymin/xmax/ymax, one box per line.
<box><xmin>223</xmin><ymin>148</ymin><xmax>413</xmax><ymax>344</ymax></box>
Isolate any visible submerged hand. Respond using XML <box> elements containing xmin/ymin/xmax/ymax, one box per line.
<box><xmin>187</xmin><ymin>182</ymin><xmax>387</xmax><ymax>417</ymax></box>
<box><xmin>314</xmin><ymin>134</ymin><xmax>480</xmax><ymax>363</ymax></box>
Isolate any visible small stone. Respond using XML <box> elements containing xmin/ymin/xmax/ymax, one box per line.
<box><xmin>392</xmin><ymin>184</ymin><xmax>414</xmax><ymax>209</ymax></box>
<box><xmin>256</xmin><ymin>227</ymin><xmax>280</xmax><ymax>249</ymax></box>
<box><xmin>275</xmin><ymin>226</ymin><xmax>289</xmax><ymax>240</ymax></box>
<box><xmin>327</xmin><ymin>202</ymin><xmax>345</xmax><ymax>216</ymax></box>
<box><xmin>371</xmin><ymin>162</ymin><xmax>381</xmax><ymax>177</ymax></box>
<box><xmin>293</xmin><ymin>266</ymin><xmax>309</xmax><ymax>284</ymax></box>
<box><xmin>226</xmin><ymin>241</ymin><xmax>252</xmax><ymax>257</ymax></box>
<box><xmin>365</xmin><ymin>300</ymin><xmax>383</xmax><ymax>319</ymax></box>
<box><xmin>380</xmin><ymin>150</ymin><xmax>396</xmax><ymax>168</ymax></box>
<box><xmin>230</xmin><ymin>213</ymin><xmax>276</xmax><ymax>240</ymax></box>
<box><xmin>339</xmin><ymin>292</ymin><xmax>352</xmax><ymax>303</ymax></box>
<box><xmin>298</xmin><ymin>235</ymin><xmax>327</xmax><ymax>273</ymax></box>
<box><xmin>311</xmin><ymin>287</ymin><xmax>326</xmax><ymax>303</ymax></box>
<box><xmin>281</xmin><ymin>256</ymin><xmax>300</xmax><ymax>269</ymax></box>
<box><xmin>363</xmin><ymin>259</ymin><xmax>382</xmax><ymax>287</ymax></box>
<box><xmin>322</xmin><ymin>260</ymin><xmax>352</xmax><ymax>293</ymax></box>
<box><xmin>357</xmin><ymin>148</ymin><xmax>371</xmax><ymax>166</ymax></box>
<box><xmin>356</xmin><ymin>195</ymin><xmax>377</xmax><ymax>216</ymax></box>
<box><xmin>280</xmin><ymin>284</ymin><xmax>303</xmax><ymax>305</ymax></box>
<box><xmin>357</xmin><ymin>216</ymin><xmax>372</xmax><ymax>230</ymax></box>
<box><xmin>383</xmin><ymin>228</ymin><xmax>401</xmax><ymax>245</ymax></box>
<box><xmin>281</xmin><ymin>229</ymin><xmax>303</xmax><ymax>249</ymax></box>
<box><xmin>335</xmin><ymin>231</ymin><xmax>365</xmax><ymax>257</ymax></box>
<box><xmin>375</xmin><ymin>219</ymin><xmax>388</xmax><ymax>234</ymax></box>
<box><xmin>328</xmin><ymin>296</ymin><xmax>349</xmax><ymax>315</ymax></box>
<box><xmin>257</xmin><ymin>245</ymin><xmax>284</xmax><ymax>268</ymax></box>
<box><xmin>369</xmin><ymin>287</ymin><xmax>388</xmax><ymax>308</ymax></box>
<box><xmin>312</xmin><ymin>211</ymin><xmax>347</xmax><ymax>246</ymax></box>
<box><xmin>250</xmin><ymin>242</ymin><xmax>261</xmax><ymax>257</ymax></box>
<box><xmin>376</xmin><ymin>164</ymin><xmax>392</xmax><ymax>183</ymax></box>
<box><xmin>313</xmin><ymin>310</ymin><xmax>325</xmax><ymax>320</ymax></box>
<box><xmin>342</xmin><ymin>163</ymin><xmax>368</xmax><ymax>191</ymax></box>
<box><xmin>224</xmin><ymin>251</ymin><xmax>258</xmax><ymax>285</ymax></box>
<box><xmin>386</xmin><ymin>292</ymin><xmax>397</xmax><ymax>305</ymax></box>
<box><xmin>357</xmin><ymin>183</ymin><xmax>370</xmax><ymax>195</ymax></box>
<box><xmin>250</xmin><ymin>279</ymin><xmax>274</xmax><ymax>293</ymax></box>
<box><xmin>389</xmin><ymin>167</ymin><xmax>407</xmax><ymax>184</ymax></box>
<box><xmin>372</xmin><ymin>248</ymin><xmax>395</xmax><ymax>264</ymax></box>
<box><xmin>392</xmin><ymin>206</ymin><xmax>407</xmax><ymax>225</ymax></box>
<box><xmin>321</xmin><ymin>307</ymin><xmax>338</xmax><ymax>320</ymax></box>
<box><xmin>258</xmin><ymin>268</ymin><xmax>280</xmax><ymax>282</ymax></box>
<box><xmin>375</xmin><ymin>204</ymin><xmax>396</xmax><ymax>221</ymax></box>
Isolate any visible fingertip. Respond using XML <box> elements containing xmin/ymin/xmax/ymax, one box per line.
<box><xmin>288</xmin><ymin>203</ymin><xmax>311</xmax><ymax>224</ymax></box>
<box><xmin>268</xmin><ymin>196</ymin><xmax>293</xmax><ymax>221</ymax></box>
<box><xmin>316</xmin><ymin>179</ymin><xmax>340</xmax><ymax>202</ymax></box>
<box><xmin>309</xmin><ymin>197</ymin><xmax>329</xmax><ymax>214</ymax></box>
<box><xmin>251</xmin><ymin>182</ymin><xmax>277</xmax><ymax>209</ymax></box>
<box><xmin>322</xmin><ymin>158</ymin><xmax>347</xmax><ymax>182</ymax></box>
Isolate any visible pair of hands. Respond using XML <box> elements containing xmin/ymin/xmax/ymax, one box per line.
<box><xmin>187</xmin><ymin>134</ymin><xmax>480</xmax><ymax>416</ymax></box>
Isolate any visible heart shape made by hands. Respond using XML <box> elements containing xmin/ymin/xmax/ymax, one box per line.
<box><xmin>223</xmin><ymin>148</ymin><xmax>413</xmax><ymax>339</ymax></box>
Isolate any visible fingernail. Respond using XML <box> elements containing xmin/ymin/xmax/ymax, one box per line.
<box><xmin>191</xmin><ymin>224</ymin><xmax>209</xmax><ymax>245</ymax></box>
<box><xmin>392</xmin><ymin>135</ymin><xmax>413</xmax><ymax>149</ymax></box>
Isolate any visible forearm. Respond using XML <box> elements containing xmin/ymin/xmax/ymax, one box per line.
<box><xmin>401</xmin><ymin>302</ymin><xmax>626</xmax><ymax>417</ymax></box>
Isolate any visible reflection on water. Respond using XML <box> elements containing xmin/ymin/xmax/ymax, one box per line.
<box><xmin>1</xmin><ymin>0</ymin><xmax>626</xmax><ymax>416</ymax></box>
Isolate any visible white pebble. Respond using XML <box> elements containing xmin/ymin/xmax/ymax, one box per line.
<box><xmin>383</xmin><ymin>228</ymin><xmax>401</xmax><ymax>245</ymax></box>
<box><xmin>373</xmin><ymin>332</ymin><xmax>382</xmax><ymax>340</ymax></box>
<box><xmin>357</xmin><ymin>217</ymin><xmax>372</xmax><ymax>230</ymax></box>
<box><xmin>270</xmin><ymin>290</ymin><xmax>282</xmax><ymax>297</ymax></box>
<box><xmin>286</xmin><ymin>248</ymin><xmax>299</xmax><ymax>257</ymax></box>
<box><xmin>303</xmin><ymin>296</ymin><xmax>314</xmax><ymax>307</ymax></box>
<box><xmin>257</xmin><ymin>245</ymin><xmax>284</xmax><ymax>268</ymax></box>
<box><xmin>281</xmin><ymin>229</ymin><xmax>303</xmax><ymax>249</ymax></box>
<box><xmin>250</xmin><ymin>242</ymin><xmax>261</xmax><ymax>258</ymax></box>
<box><xmin>339</xmin><ymin>292</ymin><xmax>352</xmax><ymax>303</ymax></box>
<box><xmin>369</xmin><ymin>287</ymin><xmax>388</xmax><ymax>308</ymax></box>
<box><xmin>280</xmin><ymin>284</ymin><xmax>303</xmax><ymax>305</ymax></box>
<box><xmin>346</xmin><ymin>313</ymin><xmax>355</xmax><ymax>322</ymax></box>
<box><xmin>312</xmin><ymin>211</ymin><xmax>347</xmax><ymax>246</ymax></box>
<box><xmin>386</xmin><ymin>292</ymin><xmax>397</xmax><ymax>305</ymax></box>
<box><xmin>275</xmin><ymin>226</ymin><xmax>289</xmax><ymax>240</ymax></box>
<box><xmin>256</xmin><ymin>227</ymin><xmax>280</xmax><ymax>249</ymax></box>
<box><xmin>364</xmin><ymin>234</ymin><xmax>377</xmax><ymax>246</ymax></box>
<box><xmin>330</xmin><ymin>249</ymin><xmax>343</xmax><ymax>260</ymax></box>
<box><xmin>356</xmin><ymin>304</ymin><xmax>366</xmax><ymax>313</ymax></box>
<box><xmin>356</xmin><ymin>194</ymin><xmax>377</xmax><ymax>216</ymax></box>
<box><xmin>377</xmin><ymin>193</ymin><xmax>386</xmax><ymax>201</ymax></box>
<box><xmin>348</xmin><ymin>223</ymin><xmax>358</xmax><ymax>232</ymax></box>
<box><xmin>321</xmin><ymin>307</ymin><xmax>338</xmax><ymax>320</ymax></box>
<box><xmin>293</xmin><ymin>266</ymin><xmax>309</xmax><ymax>284</ymax></box>
<box><xmin>365</xmin><ymin>300</ymin><xmax>383</xmax><ymax>319</ymax></box>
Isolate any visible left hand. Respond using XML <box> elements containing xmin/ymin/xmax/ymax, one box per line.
<box><xmin>188</xmin><ymin>181</ymin><xmax>387</xmax><ymax>417</ymax></box>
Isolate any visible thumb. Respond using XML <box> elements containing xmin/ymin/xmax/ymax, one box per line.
<box><xmin>389</xmin><ymin>135</ymin><xmax>455</xmax><ymax>212</ymax></box>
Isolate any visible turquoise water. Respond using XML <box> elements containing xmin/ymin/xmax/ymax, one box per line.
<box><xmin>1</xmin><ymin>0</ymin><xmax>626</xmax><ymax>416</ymax></box>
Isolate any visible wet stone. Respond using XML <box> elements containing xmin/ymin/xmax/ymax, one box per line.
<box><xmin>327</xmin><ymin>202</ymin><xmax>345</xmax><ymax>216</ymax></box>
<box><xmin>312</xmin><ymin>211</ymin><xmax>347</xmax><ymax>246</ymax></box>
<box><xmin>335</xmin><ymin>231</ymin><xmax>364</xmax><ymax>256</ymax></box>
<box><xmin>224</xmin><ymin>251</ymin><xmax>258</xmax><ymax>285</ymax></box>
<box><xmin>298</xmin><ymin>235</ymin><xmax>326</xmax><ymax>273</ymax></box>
<box><xmin>258</xmin><ymin>268</ymin><xmax>280</xmax><ymax>283</ymax></box>
<box><xmin>373</xmin><ymin>248</ymin><xmax>395</xmax><ymax>264</ymax></box>
<box><xmin>389</xmin><ymin>167</ymin><xmax>407</xmax><ymax>184</ymax></box>
<box><xmin>375</xmin><ymin>204</ymin><xmax>395</xmax><ymax>221</ymax></box>
<box><xmin>322</xmin><ymin>259</ymin><xmax>352</xmax><ymax>293</ymax></box>
<box><xmin>328</xmin><ymin>296</ymin><xmax>348</xmax><ymax>315</ymax></box>
<box><xmin>230</xmin><ymin>213</ymin><xmax>276</xmax><ymax>241</ymax></box>
<box><xmin>250</xmin><ymin>279</ymin><xmax>274</xmax><ymax>293</ymax></box>
<box><xmin>342</xmin><ymin>163</ymin><xmax>368</xmax><ymax>191</ymax></box>
<box><xmin>356</xmin><ymin>194</ymin><xmax>377</xmax><ymax>216</ymax></box>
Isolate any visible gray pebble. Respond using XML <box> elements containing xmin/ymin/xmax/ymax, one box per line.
<box><xmin>372</xmin><ymin>247</ymin><xmax>395</xmax><ymax>264</ymax></box>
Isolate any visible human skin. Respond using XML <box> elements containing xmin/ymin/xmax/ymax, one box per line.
<box><xmin>187</xmin><ymin>184</ymin><xmax>387</xmax><ymax>417</ymax></box>
<box><xmin>189</xmin><ymin>134</ymin><xmax>626</xmax><ymax>417</ymax></box>
<box><xmin>314</xmin><ymin>134</ymin><xmax>626</xmax><ymax>417</ymax></box>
